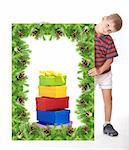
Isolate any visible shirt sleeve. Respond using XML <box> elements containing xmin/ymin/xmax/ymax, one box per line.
<box><xmin>106</xmin><ymin>36</ymin><xmax>118</xmax><ymax>59</ymax></box>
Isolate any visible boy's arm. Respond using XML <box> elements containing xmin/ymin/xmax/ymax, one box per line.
<box><xmin>88</xmin><ymin>58</ymin><xmax>113</xmax><ymax>76</ymax></box>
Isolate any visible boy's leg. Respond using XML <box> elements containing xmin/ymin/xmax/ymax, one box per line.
<box><xmin>101</xmin><ymin>89</ymin><xmax>112</xmax><ymax>122</ymax></box>
<box><xmin>101</xmin><ymin>88</ymin><xmax>118</xmax><ymax>136</ymax></box>
<box><xmin>98</xmin><ymin>71</ymin><xmax>118</xmax><ymax>136</ymax></box>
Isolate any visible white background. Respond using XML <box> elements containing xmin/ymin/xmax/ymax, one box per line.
<box><xmin>25</xmin><ymin>37</ymin><xmax>82</xmax><ymax>127</ymax></box>
<box><xmin>0</xmin><ymin>0</ymin><xmax>129</xmax><ymax>150</ymax></box>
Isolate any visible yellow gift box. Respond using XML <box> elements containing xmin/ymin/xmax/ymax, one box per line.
<box><xmin>38</xmin><ymin>85</ymin><xmax>67</xmax><ymax>98</ymax></box>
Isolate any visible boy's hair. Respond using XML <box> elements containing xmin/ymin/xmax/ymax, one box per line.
<box><xmin>107</xmin><ymin>13</ymin><xmax>122</xmax><ymax>31</ymax></box>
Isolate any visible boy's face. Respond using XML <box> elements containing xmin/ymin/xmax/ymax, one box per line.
<box><xmin>99</xmin><ymin>16</ymin><xmax>117</xmax><ymax>35</ymax></box>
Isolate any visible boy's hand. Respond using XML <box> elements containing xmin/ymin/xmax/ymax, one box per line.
<box><xmin>88</xmin><ymin>68</ymin><xmax>102</xmax><ymax>76</ymax></box>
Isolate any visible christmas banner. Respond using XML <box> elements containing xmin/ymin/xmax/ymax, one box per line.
<box><xmin>12</xmin><ymin>24</ymin><xmax>94</xmax><ymax>140</ymax></box>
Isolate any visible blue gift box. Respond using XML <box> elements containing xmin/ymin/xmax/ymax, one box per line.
<box><xmin>36</xmin><ymin>109</ymin><xmax>70</xmax><ymax>125</ymax></box>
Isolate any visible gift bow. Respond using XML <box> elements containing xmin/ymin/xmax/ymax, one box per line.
<box><xmin>39</xmin><ymin>70</ymin><xmax>65</xmax><ymax>82</ymax></box>
<box><xmin>39</xmin><ymin>70</ymin><xmax>64</xmax><ymax>76</ymax></box>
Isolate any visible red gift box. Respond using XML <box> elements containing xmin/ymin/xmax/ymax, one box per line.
<box><xmin>36</xmin><ymin>97</ymin><xmax>69</xmax><ymax>111</ymax></box>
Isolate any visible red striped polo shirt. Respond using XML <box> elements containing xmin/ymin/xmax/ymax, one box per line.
<box><xmin>95</xmin><ymin>31</ymin><xmax>118</xmax><ymax>74</ymax></box>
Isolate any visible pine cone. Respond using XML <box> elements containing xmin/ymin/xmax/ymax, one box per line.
<box><xmin>82</xmin><ymin>84</ymin><xmax>88</xmax><ymax>91</ymax></box>
<box><xmin>71</xmin><ymin>31</ymin><xmax>77</xmax><ymax>40</ymax></box>
<box><xmin>79</xmin><ymin>99</ymin><xmax>85</xmax><ymax>105</ymax></box>
<box><xmin>57</xmin><ymin>30</ymin><xmax>63</xmax><ymax>36</ymax></box>
<box><xmin>32</xmin><ymin>28</ymin><xmax>39</xmax><ymax>37</ymax></box>
<box><xmin>79</xmin><ymin>45</ymin><xmax>89</xmax><ymax>54</ymax></box>
<box><xmin>17</xmin><ymin>72</ymin><xmax>25</xmax><ymax>80</ymax></box>
<box><xmin>79</xmin><ymin>83</ymin><xmax>88</xmax><ymax>91</ymax></box>
<box><xmin>20</xmin><ymin>112</ymin><xmax>27</xmax><ymax>119</ymax></box>
<box><xmin>55</xmin><ymin>29</ymin><xmax>63</xmax><ymax>39</ymax></box>
<box><xmin>83</xmin><ymin>26</ymin><xmax>89</xmax><ymax>33</ymax></box>
<box><xmin>83</xmin><ymin>126</ymin><xmax>89</xmax><ymax>134</ymax></box>
<box><xmin>66</xmin><ymin>126</ymin><xmax>74</xmax><ymax>136</ymax></box>
<box><xmin>14</xmin><ymin>47</ymin><xmax>22</xmax><ymax>53</ymax></box>
<box><xmin>80</xmin><ymin>44</ymin><xmax>85</xmax><ymax>51</ymax></box>
<box><xmin>16</xmin><ymin>131</ymin><xmax>23</xmax><ymax>139</ymax></box>
<box><xmin>18</xmin><ymin>58</ymin><xmax>26</xmax><ymax>65</ymax></box>
<box><xmin>29</xmin><ymin>125</ymin><xmax>36</xmax><ymax>134</ymax></box>
<box><xmin>18</xmin><ymin>31</ymin><xmax>24</xmax><ymax>37</ymax></box>
<box><xmin>17</xmin><ymin>96</ymin><xmax>25</xmax><ymax>104</ymax></box>
<box><xmin>86</xmin><ymin>111</ymin><xmax>92</xmax><ymax>118</ymax></box>
<box><xmin>43</xmin><ymin>128</ymin><xmax>51</xmax><ymax>136</ymax></box>
<box><xmin>82</xmin><ymin>60</ymin><xmax>90</xmax><ymax>67</ymax></box>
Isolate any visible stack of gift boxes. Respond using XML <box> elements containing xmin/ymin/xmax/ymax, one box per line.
<box><xmin>35</xmin><ymin>71</ymin><xmax>71</xmax><ymax>127</ymax></box>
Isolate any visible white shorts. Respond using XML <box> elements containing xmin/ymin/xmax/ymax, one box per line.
<box><xmin>94</xmin><ymin>71</ymin><xmax>112</xmax><ymax>89</ymax></box>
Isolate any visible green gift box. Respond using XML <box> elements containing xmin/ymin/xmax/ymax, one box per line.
<box><xmin>39</xmin><ymin>75</ymin><xmax>66</xmax><ymax>86</ymax></box>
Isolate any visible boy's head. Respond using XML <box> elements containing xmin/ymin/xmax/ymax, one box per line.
<box><xmin>96</xmin><ymin>13</ymin><xmax>122</xmax><ymax>35</ymax></box>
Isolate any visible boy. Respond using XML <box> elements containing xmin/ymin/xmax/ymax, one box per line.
<box><xmin>88</xmin><ymin>13</ymin><xmax>122</xmax><ymax>136</ymax></box>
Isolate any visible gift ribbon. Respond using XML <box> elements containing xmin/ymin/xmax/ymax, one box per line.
<box><xmin>39</xmin><ymin>70</ymin><xmax>65</xmax><ymax>82</ymax></box>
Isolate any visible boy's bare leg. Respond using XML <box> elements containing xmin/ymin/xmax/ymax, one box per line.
<box><xmin>101</xmin><ymin>89</ymin><xmax>112</xmax><ymax>122</ymax></box>
<box><xmin>101</xmin><ymin>89</ymin><xmax>118</xmax><ymax>136</ymax></box>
